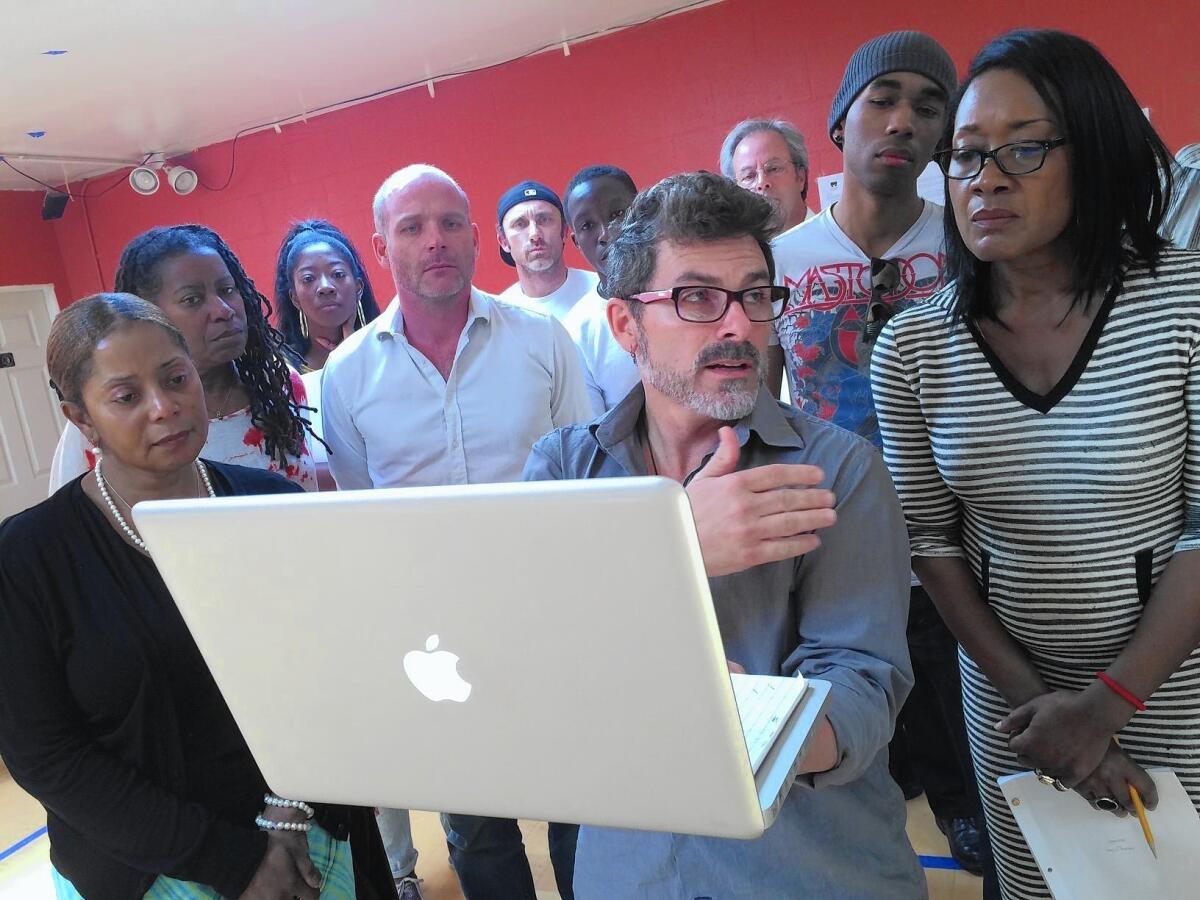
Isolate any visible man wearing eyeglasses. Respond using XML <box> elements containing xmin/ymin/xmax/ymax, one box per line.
<box><xmin>767</xmin><ymin>31</ymin><xmax>989</xmax><ymax>878</ymax></box>
<box><xmin>523</xmin><ymin>171</ymin><xmax>925</xmax><ymax>898</ymax></box>
<box><xmin>720</xmin><ymin>118</ymin><xmax>814</xmax><ymax>236</ymax></box>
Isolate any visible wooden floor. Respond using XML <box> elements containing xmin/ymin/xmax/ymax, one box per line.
<box><xmin>0</xmin><ymin>766</ymin><xmax>982</xmax><ymax>900</ymax></box>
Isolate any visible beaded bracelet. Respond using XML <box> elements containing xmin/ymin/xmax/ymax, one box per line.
<box><xmin>264</xmin><ymin>793</ymin><xmax>315</xmax><ymax>820</ymax></box>
<box><xmin>1096</xmin><ymin>671</ymin><xmax>1147</xmax><ymax>712</ymax></box>
<box><xmin>255</xmin><ymin>814</ymin><xmax>312</xmax><ymax>833</ymax></box>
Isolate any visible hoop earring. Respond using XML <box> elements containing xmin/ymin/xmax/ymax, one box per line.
<box><xmin>299</xmin><ymin>310</ymin><xmax>309</xmax><ymax>339</ymax></box>
<box><xmin>356</xmin><ymin>295</ymin><xmax>366</xmax><ymax>329</ymax></box>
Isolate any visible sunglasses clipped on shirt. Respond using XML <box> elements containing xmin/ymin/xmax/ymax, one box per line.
<box><xmin>854</xmin><ymin>257</ymin><xmax>903</xmax><ymax>374</ymax></box>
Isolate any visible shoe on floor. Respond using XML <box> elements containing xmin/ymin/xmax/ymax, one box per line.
<box><xmin>394</xmin><ymin>873</ymin><xmax>423</xmax><ymax>900</ymax></box>
<box><xmin>935</xmin><ymin>815</ymin><xmax>986</xmax><ymax>876</ymax></box>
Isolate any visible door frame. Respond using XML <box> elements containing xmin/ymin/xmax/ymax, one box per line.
<box><xmin>0</xmin><ymin>283</ymin><xmax>61</xmax><ymax>325</ymax></box>
<box><xmin>0</xmin><ymin>280</ymin><xmax>67</xmax><ymax>448</ymax></box>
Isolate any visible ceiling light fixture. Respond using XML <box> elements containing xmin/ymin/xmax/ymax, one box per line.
<box><xmin>164</xmin><ymin>165</ymin><xmax>198</xmax><ymax>195</ymax></box>
<box><xmin>129</xmin><ymin>166</ymin><xmax>160</xmax><ymax>195</ymax></box>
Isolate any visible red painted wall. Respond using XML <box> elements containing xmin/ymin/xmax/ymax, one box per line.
<box><xmin>0</xmin><ymin>191</ymin><xmax>73</xmax><ymax>306</ymax></box>
<box><xmin>5</xmin><ymin>0</ymin><xmax>1197</xmax><ymax>308</ymax></box>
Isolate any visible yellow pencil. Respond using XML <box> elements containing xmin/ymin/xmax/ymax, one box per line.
<box><xmin>1128</xmin><ymin>782</ymin><xmax>1157</xmax><ymax>859</ymax></box>
<box><xmin>1114</xmin><ymin>736</ymin><xmax>1158</xmax><ymax>858</ymax></box>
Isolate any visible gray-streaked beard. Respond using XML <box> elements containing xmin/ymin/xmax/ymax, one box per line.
<box><xmin>636</xmin><ymin>328</ymin><xmax>764</xmax><ymax>421</ymax></box>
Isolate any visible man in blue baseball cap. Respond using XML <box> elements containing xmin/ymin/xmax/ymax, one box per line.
<box><xmin>495</xmin><ymin>180</ymin><xmax>599</xmax><ymax>320</ymax></box>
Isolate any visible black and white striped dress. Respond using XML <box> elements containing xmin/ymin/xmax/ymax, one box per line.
<box><xmin>871</xmin><ymin>249</ymin><xmax>1200</xmax><ymax>899</ymax></box>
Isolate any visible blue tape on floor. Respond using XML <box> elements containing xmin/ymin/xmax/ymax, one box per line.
<box><xmin>0</xmin><ymin>825</ymin><xmax>960</xmax><ymax>874</ymax></box>
<box><xmin>919</xmin><ymin>854</ymin><xmax>962</xmax><ymax>870</ymax></box>
<box><xmin>0</xmin><ymin>826</ymin><xmax>47</xmax><ymax>864</ymax></box>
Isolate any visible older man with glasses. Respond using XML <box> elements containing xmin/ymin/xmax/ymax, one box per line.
<box><xmin>720</xmin><ymin>118</ymin><xmax>814</xmax><ymax>237</ymax></box>
<box><xmin>766</xmin><ymin>30</ymin><xmax>991</xmax><ymax>879</ymax></box>
<box><xmin>523</xmin><ymin>171</ymin><xmax>925</xmax><ymax>899</ymax></box>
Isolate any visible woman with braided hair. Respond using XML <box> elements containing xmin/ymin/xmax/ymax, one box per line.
<box><xmin>273</xmin><ymin>220</ymin><xmax>381</xmax><ymax>491</ymax></box>
<box><xmin>274</xmin><ymin>219</ymin><xmax>380</xmax><ymax>374</ymax></box>
<box><xmin>48</xmin><ymin>224</ymin><xmax>317</xmax><ymax>491</ymax></box>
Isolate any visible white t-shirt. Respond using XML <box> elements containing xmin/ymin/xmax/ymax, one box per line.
<box><xmin>771</xmin><ymin>200</ymin><xmax>946</xmax><ymax>446</ymax></box>
<box><xmin>561</xmin><ymin>286</ymin><xmax>640</xmax><ymax>416</ymax></box>
<box><xmin>496</xmin><ymin>267</ymin><xmax>599</xmax><ymax>321</ymax></box>
<box><xmin>48</xmin><ymin>370</ymin><xmax>318</xmax><ymax>493</ymax></box>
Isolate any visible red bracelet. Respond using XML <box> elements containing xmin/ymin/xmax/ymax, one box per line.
<box><xmin>1096</xmin><ymin>671</ymin><xmax>1147</xmax><ymax>711</ymax></box>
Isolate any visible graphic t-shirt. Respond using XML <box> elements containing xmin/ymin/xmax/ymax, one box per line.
<box><xmin>772</xmin><ymin>201</ymin><xmax>946</xmax><ymax>446</ymax></box>
<box><xmin>48</xmin><ymin>371</ymin><xmax>317</xmax><ymax>492</ymax></box>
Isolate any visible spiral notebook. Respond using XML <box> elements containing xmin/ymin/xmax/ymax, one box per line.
<box><xmin>998</xmin><ymin>768</ymin><xmax>1200</xmax><ymax>899</ymax></box>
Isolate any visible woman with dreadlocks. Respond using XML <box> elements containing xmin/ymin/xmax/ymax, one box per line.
<box><xmin>273</xmin><ymin>220</ymin><xmax>380</xmax><ymax>492</ymax></box>
<box><xmin>48</xmin><ymin>224</ymin><xmax>318</xmax><ymax>491</ymax></box>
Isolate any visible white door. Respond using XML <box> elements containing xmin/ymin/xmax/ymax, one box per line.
<box><xmin>0</xmin><ymin>285</ymin><xmax>65</xmax><ymax>522</ymax></box>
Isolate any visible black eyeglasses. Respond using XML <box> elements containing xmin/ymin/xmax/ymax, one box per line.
<box><xmin>626</xmin><ymin>285</ymin><xmax>788</xmax><ymax>323</ymax></box>
<box><xmin>933</xmin><ymin>138</ymin><xmax>1068</xmax><ymax>180</ymax></box>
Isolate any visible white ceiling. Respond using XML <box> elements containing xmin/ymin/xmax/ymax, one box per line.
<box><xmin>1</xmin><ymin>0</ymin><xmax>717</xmax><ymax>191</ymax></box>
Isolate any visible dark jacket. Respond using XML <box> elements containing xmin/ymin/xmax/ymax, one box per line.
<box><xmin>0</xmin><ymin>462</ymin><xmax>391</xmax><ymax>899</ymax></box>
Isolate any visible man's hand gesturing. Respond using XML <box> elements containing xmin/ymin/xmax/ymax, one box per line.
<box><xmin>686</xmin><ymin>426</ymin><xmax>836</xmax><ymax>577</ymax></box>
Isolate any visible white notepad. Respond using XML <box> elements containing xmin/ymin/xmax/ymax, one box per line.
<box><xmin>730</xmin><ymin>673</ymin><xmax>807</xmax><ymax>773</ymax></box>
<box><xmin>998</xmin><ymin>768</ymin><xmax>1200</xmax><ymax>900</ymax></box>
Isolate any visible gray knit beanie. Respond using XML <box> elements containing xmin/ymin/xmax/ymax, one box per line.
<box><xmin>828</xmin><ymin>31</ymin><xmax>957</xmax><ymax>145</ymax></box>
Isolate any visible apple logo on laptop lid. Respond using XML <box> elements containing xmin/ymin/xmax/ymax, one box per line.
<box><xmin>403</xmin><ymin>634</ymin><xmax>472</xmax><ymax>702</ymax></box>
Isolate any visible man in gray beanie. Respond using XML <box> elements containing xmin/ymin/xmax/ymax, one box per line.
<box><xmin>767</xmin><ymin>30</ymin><xmax>992</xmax><ymax>883</ymax></box>
<box><xmin>826</xmin><ymin>30</ymin><xmax>958</xmax><ymax>147</ymax></box>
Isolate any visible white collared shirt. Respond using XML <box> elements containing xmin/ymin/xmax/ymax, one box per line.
<box><xmin>496</xmin><ymin>267</ymin><xmax>599</xmax><ymax>321</ymax></box>
<box><xmin>321</xmin><ymin>287</ymin><xmax>591</xmax><ymax>489</ymax></box>
<box><xmin>561</xmin><ymin>285</ymin><xmax>640</xmax><ymax>415</ymax></box>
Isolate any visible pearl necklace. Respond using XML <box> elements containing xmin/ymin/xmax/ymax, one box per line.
<box><xmin>94</xmin><ymin>457</ymin><xmax>216</xmax><ymax>553</ymax></box>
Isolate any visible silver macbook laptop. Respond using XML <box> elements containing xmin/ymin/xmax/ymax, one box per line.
<box><xmin>133</xmin><ymin>476</ymin><xmax>830</xmax><ymax>839</ymax></box>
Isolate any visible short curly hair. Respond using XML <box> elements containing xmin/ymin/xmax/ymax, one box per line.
<box><xmin>603</xmin><ymin>171</ymin><xmax>778</xmax><ymax>308</ymax></box>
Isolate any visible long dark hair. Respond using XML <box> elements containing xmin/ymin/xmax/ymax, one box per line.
<box><xmin>944</xmin><ymin>29</ymin><xmax>1173</xmax><ymax>321</ymax></box>
<box><xmin>273</xmin><ymin>219</ymin><xmax>380</xmax><ymax>369</ymax></box>
<box><xmin>114</xmin><ymin>224</ymin><xmax>310</xmax><ymax>465</ymax></box>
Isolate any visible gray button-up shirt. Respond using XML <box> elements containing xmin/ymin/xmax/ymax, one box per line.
<box><xmin>522</xmin><ymin>385</ymin><xmax>926</xmax><ymax>899</ymax></box>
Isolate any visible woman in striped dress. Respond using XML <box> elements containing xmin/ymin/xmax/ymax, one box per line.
<box><xmin>872</xmin><ymin>29</ymin><xmax>1200</xmax><ymax>900</ymax></box>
